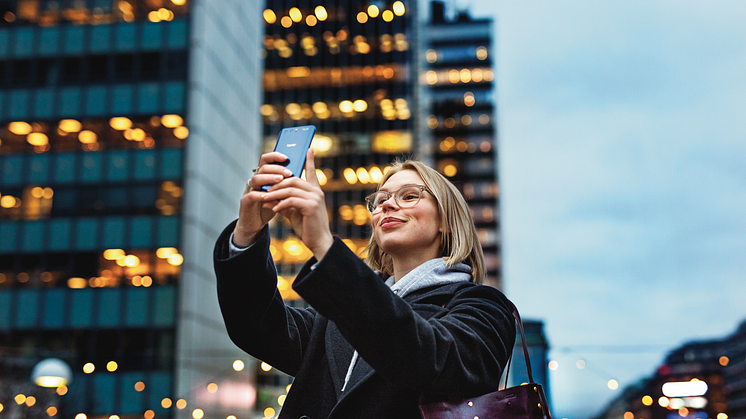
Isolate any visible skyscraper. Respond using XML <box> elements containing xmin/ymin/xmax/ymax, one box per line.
<box><xmin>423</xmin><ymin>0</ymin><xmax>500</xmax><ymax>289</ymax></box>
<box><xmin>0</xmin><ymin>1</ymin><xmax>261</xmax><ymax>417</ymax></box>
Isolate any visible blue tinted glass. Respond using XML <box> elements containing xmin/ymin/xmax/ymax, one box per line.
<box><xmin>65</xmin><ymin>373</ymin><xmax>89</xmax><ymax>411</ymax></box>
<box><xmin>120</xmin><ymin>372</ymin><xmax>145</xmax><ymax>413</ymax></box>
<box><xmin>70</xmin><ymin>289</ymin><xmax>93</xmax><ymax>327</ymax></box>
<box><xmin>54</xmin><ymin>153</ymin><xmax>76</xmax><ymax>184</ymax></box>
<box><xmin>107</xmin><ymin>150</ymin><xmax>129</xmax><ymax>181</ymax></box>
<box><xmin>92</xmin><ymin>374</ymin><xmax>116</xmax><ymax>414</ymax></box>
<box><xmin>125</xmin><ymin>288</ymin><xmax>148</xmax><ymax>327</ymax></box>
<box><xmin>43</xmin><ymin>288</ymin><xmax>66</xmax><ymax>329</ymax></box>
<box><xmin>81</xmin><ymin>153</ymin><xmax>102</xmax><ymax>183</ymax></box>
<box><xmin>34</xmin><ymin>88</ymin><xmax>54</xmax><ymax>119</ymax></box>
<box><xmin>9</xmin><ymin>90</ymin><xmax>30</xmax><ymax>119</ymax></box>
<box><xmin>102</xmin><ymin>217</ymin><xmax>125</xmax><ymax>248</ymax></box>
<box><xmin>90</xmin><ymin>25</ymin><xmax>111</xmax><ymax>53</ymax></box>
<box><xmin>164</xmin><ymin>82</ymin><xmax>185</xmax><ymax>113</ymax></box>
<box><xmin>134</xmin><ymin>150</ymin><xmax>156</xmax><ymax>180</ymax></box>
<box><xmin>116</xmin><ymin>23</ymin><xmax>136</xmax><ymax>51</ymax></box>
<box><xmin>97</xmin><ymin>289</ymin><xmax>120</xmax><ymax>328</ymax></box>
<box><xmin>130</xmin><ymin>216</ymin><xmax>153</xmax><ymax>248</ymax></box>
<box><xmin>60</xmin><ymin>87</ymin><xmax>82</xmax><ymax>116</ymax></box>
<box><xmin>149</xmin><ymin>372</ymin><xmax>172</xmax><ymax>413</ymax></box>
<box><xmin>2</xmin><ymin>155</ymin><xmax>23</xmax><ymax>186</ymax></box>
<box><xmin>28</xmin><ymin>154</ymin><xmax>50</xmax><ymax>183</ymax></box>
<box><xmin>86</xmin><ymin>86</ymin><xmax>107</xmax><ymax>117</ymax></box>
<box><xmin>64</xmin><ymin>26</ymin><xmax>84</xmax><ymax>54</ymax></box>
<box><xmin>39</xmin><ymin>27</ymin><xmax>60</xmax><ymax>56</ymax></box>
<box><xmin>76</xmin><ymin>218</ymin><xmax>99</xmax><ymax>250</ymax></box>
<box><xmin>49</xmin><ymin>219</ymin><xmax>72</xmax><ymax>251</ymax></box>
<box><xmin>153</xmin><ymin>286</ymin><xmax>175</xmax><ymax>327</ymax></box>
<box><xmin>138</xmin><ymin>83</ymin><xmax>159</xmax><ymax>114</ymax></box>
<box><xmin>160</xmin><ymin>148</ymin><xmax>182</xmax><ymax>179</ymax></box>
<box><xmin>157</xmin><ymin>216</ymin><xmax>179</xmax><ymax>247</ymax></box>
<box><xmin>112</xmin><ymin>84</ymin><xmax>134</xmax><ymax>114</ymax></box>
<box><xmin>23</xmin><ymin>221</ymin><xmax>45</xmax><ymax>252</ymax></box>
<box><xmin>167</xmin><ymin>19</ymin><xmax>188</xmax><ymax>49</ymax></box>
<box><xmin>14</xmin><ymin>27</ymin><xmax>34</xmax><ymax>58</ymax></box>
<box><xmin>53</xmin><ymin>189</ymin><xmax>76</xmax><ymax>212</ymax></box>
<box><xmin>0</xmin><ymin>222</ymin><xmax>18</xmax><ymax>253</ymax></box>
<box><xmin>142</xmin><ymin>22</ymin><xmax>163</xmax><ymax>50</ymax></box>
<box><xmin>15</xmin><ymin>289</ymin><xmax>40</xmax><ymax>329</ymax></box>
<box><xmin>107</xmin><ymin>186</ymin><xmax>129</xmax><ymax>209</ymax></box>
<box><xmin>0</xmin><ymin>29</ymin><xmax>9</xmax><ymax>58</ymax></box>
<box><xmin>0</xmin><ymin>291</ymin><xmax>11</xmax><ymax>330</ymax></box>
<box><xmin>0</xmin><ymin>91</ymin><xmax>4</xmax><ymax>119</ymax></box>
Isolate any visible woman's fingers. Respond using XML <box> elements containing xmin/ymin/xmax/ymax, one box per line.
<box><xmin>304</xmin><ymin>148</ymin><xmax>320</xmax><ymax>187</ymax></box>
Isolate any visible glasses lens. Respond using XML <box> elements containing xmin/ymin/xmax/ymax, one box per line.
<box><xmin>368</xmin><ymin>191</ymin><xmax>387</xmax><ymax>212</ymax></box>
<box><xmin>396</xmin><ymin>186</ymin><xmax>422</xmax><ymax>208</ymax></box>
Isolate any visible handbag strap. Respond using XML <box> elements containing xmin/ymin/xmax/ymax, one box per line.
<box><xmin>511</xmin><ymin>302</ymin><xmax>536</xmax><ymax>384</ymax></box>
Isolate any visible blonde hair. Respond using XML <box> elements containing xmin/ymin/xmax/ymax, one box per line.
<box><xmin>363</xmin><ymin>160</ymin><xmax>486</xmax><ymax>284</ymax></box>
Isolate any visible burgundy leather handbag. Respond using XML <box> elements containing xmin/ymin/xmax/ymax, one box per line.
<box><xmin>419</xmin><ymin>303</ymin><xmax>552</xmax><ymax>419</ymax></box>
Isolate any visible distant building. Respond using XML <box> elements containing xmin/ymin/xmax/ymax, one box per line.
<box><xmin>423</xmin><ymin>0</ymin><xmax>500</xmax><ymax>288</ymax></box>
<box><xmin>596</xmin><ymin>319</ymin><xmax>746</xmax><ymax>419</ymax></box>
<box><xmin>509</xmin><ymin>319</ymin><xmax>551</xmax><ymax>408</ymax></box>
<box><xmin>0</xmin><ymin>0</ymin><xmax>261</xmax><ymax>417</ymax></box>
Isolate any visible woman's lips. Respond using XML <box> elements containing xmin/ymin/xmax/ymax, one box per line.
<box><xmin>380</xmin><ymin>217</ymin><xmax>405</xmax><ymax>228</ymax></box>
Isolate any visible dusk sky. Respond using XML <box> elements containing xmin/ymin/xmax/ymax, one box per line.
<box><xmin>444</xmin><ymin>1</ymin><xmax>746</xmax><ymax>417</ymax></box>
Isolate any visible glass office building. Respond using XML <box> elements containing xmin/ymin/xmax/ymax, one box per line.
<box><xmin>423</xmin><ymin>1</ymin><xmax>500</xmax><ymax>288</ymax></box>
<box><xmin>0</xmin><ymin>0</ymin><xmax>262</xmax><ymax>418</ymax></box>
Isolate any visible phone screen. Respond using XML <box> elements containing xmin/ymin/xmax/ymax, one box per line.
<box><xmin>262</xmin><ymin>125</ymin><xmax>316</xmax><ymax>191</ymax></box>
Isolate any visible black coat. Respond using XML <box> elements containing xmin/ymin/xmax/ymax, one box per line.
<box><xmin>214</xmin><ymin>221</ymin><xmax>516</xmax><ymax>419</ymax></box>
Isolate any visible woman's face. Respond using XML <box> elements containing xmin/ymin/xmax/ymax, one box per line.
<box><xmin>371</xmin><ymin>170</ymin><xmax>442</xmax><ymax>258</ymax></box>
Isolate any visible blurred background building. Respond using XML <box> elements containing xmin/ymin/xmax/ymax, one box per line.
<box><xmin>0</xmin><ymin>0</ymin><xmax>262</xmax><ymax>417</ymax></box>
<box><xmin>0</xmin><ymin>0</ymin><xmax>548</xmax><ymax>417</ymax></box>
<box><xmin>596</xmin><ymin>318</ymin><xmax>746</xmax><ymax>419</ymax></box>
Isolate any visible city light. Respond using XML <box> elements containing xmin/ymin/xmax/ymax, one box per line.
<box><xmin>135</xmin><ymin>382</ymin><xmax>145</xmax><ymax>391</ymax></box>
<box><xmin>289</xmin><ymin>7</ymin><xmax>302</xmax><ymax>22</ymax></box>
<box><xmin>393</xmin><ymin>1</ymin><xmax>406</xmax><ymax>16</ymax></box>
<box><xmin>367</xmin><ymin>5</ymin><xmax>379</xmax><ymax>17</ymax></box>
<box><xmin>161</xmin><ymin>114</ymin><xmax>183</xmax><ymax>128</ymax></box>
<box><xmin>233</xmin><ymin>360</ymin><xmax>245</xmax><ymax>371</ymax></box>
<box><xmin>106</xmin><ymin>361</ymin><xmax>118</xmax><ymax>372</ymax></box>
<box><xmin>109</xmin><ymin>117</ymin><xmax>132</xmax><ymax>130</ymax></box>
<box><xmin>9</xmin><ymin>121</ymin><xmax>32</xmax><ymax>135</ymax></box>
<box><xmin>192</xmin><ymin>409</ymin><xmax>204</xmax><ymax>419</ymax></box>
<box><xmin>315</xmin><ymin>6</ymin><xmax>328</xmax><ymax>20</ymax></box>
<box><xmin>162</xmin><ymin>398</ymin><xmax>173</xmax><ymax>408</ymax></box>
<box><xmin>207</xmin><ymin>383</ymin><xmax>218</xmax><ymax>393</ymax></box>
<box><xmin>261</xmin><ymin>362</ymin><xmax>273</xmax><ymax>371</ymax></box>
<box><xmin>642</xmin><ymin>395</ymin><xmax>653</xmax><ymax>406</ymax></box>
<box><xmin>83</xmin><ymin>363</ymin><xmax>95</xmax><ymax>374</ymax></box>
<box><xmin>59</xmin><ymin>119</ymin><xmax>82</xmax><ymax>133</ymax></box>
<box><xmin>608</xmin><ymin>379</ymin><xmax>619</xmax><ymax>390</ymax></box>
<box><xmin>548</xmin><ymin>360</ymin><xmax>559</xmax><ymax>370</ymax></box>
<box><xmin>263</xmin><ymin>9</ymin><xmax>276</xmax><ymax>24</ymax></box>
<box><xmin>662</xmin><ymin>380</ymin><xmax>708</xmax><ymax>397</ymax></box>
<box><xmin>27</xmin><ymin>132</ymin><xmax>49</xmax><ymax>146</ymax></box>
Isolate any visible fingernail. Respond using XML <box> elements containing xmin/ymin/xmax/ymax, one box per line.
<box><xmin>284</xmin><ymin>169</ymin><xmax>292</xmax><ymax>176</ymax></box>
<box><xmin>276</xmin><ymin>175</ymin><xmax>284</xmax><ymax>180</ymax></box>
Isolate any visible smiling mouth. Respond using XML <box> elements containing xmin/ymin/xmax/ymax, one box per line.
<box><xmin>380</xmin><ymin>218</ymin><xmax>405</xmax><ymax>228</ymax></box>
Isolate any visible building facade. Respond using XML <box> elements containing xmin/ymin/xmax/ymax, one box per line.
<box><xmin>596</xmin><ymin>319</ymin><xmax>746</xmax><ymax>419</ymax></box>
<box><xmin>0</xmin><ymin>0</ymin><xmax>262</xmax><ymax>418</ymax></box>
<box><xmin>423</xmin><ymin>0</ymin><xmax>500</xmax><ymax>289</ymax></box>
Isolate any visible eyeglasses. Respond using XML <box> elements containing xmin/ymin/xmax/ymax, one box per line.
<box><xmin>365</xmin><ymin>184</ymin><xmax>432</xmax><ymax>213</ymax></box>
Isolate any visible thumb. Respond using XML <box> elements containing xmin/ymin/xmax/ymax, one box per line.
<box><xmin>304</xmin><ymin>148</ymin><xmax>319</xmax><ymax>186</ymax></box>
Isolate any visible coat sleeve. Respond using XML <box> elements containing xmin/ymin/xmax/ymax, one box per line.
<box><xmin>292</xmin><ymin>237</ymin><xmax>516</xmax><ymax>396</ymax></box>
<box><xmin>214</xmin><ymin>220</ymin><xmax>317</xmax><ymax>376</ymax></box>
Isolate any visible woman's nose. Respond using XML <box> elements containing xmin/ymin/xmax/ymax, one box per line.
<box><xmin>379</xmin><ymin>195</ymin><xmax>398</xmax><ymax>211</ymax></box>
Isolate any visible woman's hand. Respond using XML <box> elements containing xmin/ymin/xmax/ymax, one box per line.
<box><xmin>233</xmin><ymin>152</ymin><xmax>293</xmax><ymax>247</ymax></box>
<box><xmin>264</xmin><ymin>148</ymin><xmax>334</xmax><ymax>260</ymax></box>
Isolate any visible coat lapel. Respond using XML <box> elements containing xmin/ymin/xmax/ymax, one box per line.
<box><xmin>325</xmin><ymin>321</ymin><xmax>355</xmax><ymax>399</ymax></box>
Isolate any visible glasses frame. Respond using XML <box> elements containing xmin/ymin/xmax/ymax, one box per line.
<box><xmin>365</xmin><ymin>184</ymin><xmax>433</xmax><ymax>213</ymax></box>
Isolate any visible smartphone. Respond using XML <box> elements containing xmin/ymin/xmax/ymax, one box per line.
<box><xmin>262</xmin><ymin>125</ymin><xmax>316</xmax><ymax>191</ymax></box>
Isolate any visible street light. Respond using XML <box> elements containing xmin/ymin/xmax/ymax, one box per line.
<box><xmin>31</xmin><ymin>358</ymin><xmax>73</xmax><ymax>387</ymax></box>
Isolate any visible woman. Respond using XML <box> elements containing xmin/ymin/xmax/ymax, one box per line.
<box><xmin>214</xmin><ymin>149</ymin><xmax>516</xmax><ymax>418</ymax></box>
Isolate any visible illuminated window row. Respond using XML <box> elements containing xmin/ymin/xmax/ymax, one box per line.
<box><xmin>463</xmin><ymin>181</ymin><xmax>499</xmax><ymax>200</ymax></box>
<box><xmin>262</xmin><ymin>98</ymin><xmax>410</xmax><ymax>124</ymax></box>
<box><xmin>423</xmin><ymin>68</ymin><xmax>494</xmax><ymax>85</ymax></box>
<box><xmin>263</xmin><ymin>31</ymin><xmax>408</xmax><ymax>58</ymax></box>
<box><xmin>0</xmin><ymin>248</ymin><xmax>180</xmax><ymax>290</ymax></box>
<box><xmin>0</xmin><ymin>116</ymin><xmax>186</xmax><ymax>155</ymax></box>
<box><xmin>263</xmin><ymin>2</ymin><xmax>406</xmax><ymax>27</ymax></box>
<box><xmin>426</xmin><ymin>46</ymin><xmax>489</xmax><ymax>63</ymax></box>
<box><xmin>264</xmin><ymin>65</ymin><xmax>405</xmax><ymax>91</ymax></box>
<box><xmin>2</xmin><ymin>0</ymin><xmax>188</xmax><ymax>27</ymax></box>
<box><xmin>428</xmin><ymin>114</ymin><xmax>492</xmax><ymax>129</ymax></box>
<box><xmin>439</xmin><ymin>137</ymin><xmax>493</xmax><ymax>154</ymax></box>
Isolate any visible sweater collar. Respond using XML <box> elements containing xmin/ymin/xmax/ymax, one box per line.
<box><xmin>384</xmin><ymin>258</ymin><xmax>472</xmax><ymax>299</ymax></box>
